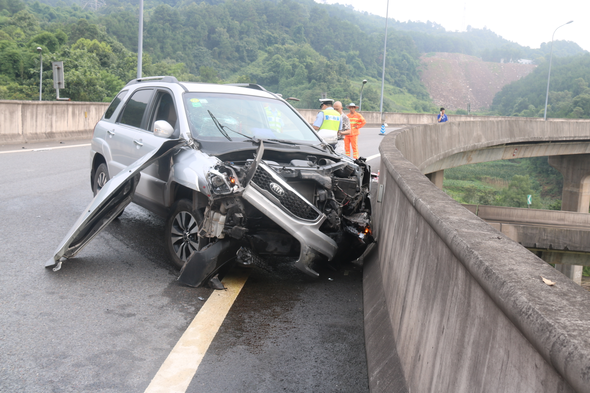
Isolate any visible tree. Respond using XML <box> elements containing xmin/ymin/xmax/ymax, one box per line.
<box><xmin>498</xmin><ymin>175</ymin><xmax>541</xmax><ymax>208</ymax></box>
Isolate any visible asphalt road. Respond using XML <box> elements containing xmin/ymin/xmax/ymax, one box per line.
<box><xmin>0</xmin><ymin>127</ymin><xmax>393</xmax><ymax>393</ymax></box>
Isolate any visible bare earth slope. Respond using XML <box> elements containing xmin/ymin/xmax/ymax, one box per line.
<box><xmin>420</xmin><ymin>53</ymin><xmax>536</xmax><ymax>111</ymax></box>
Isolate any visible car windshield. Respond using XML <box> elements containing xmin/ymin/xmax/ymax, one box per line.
<box><xmin>183</xmin><ymin>93</ymin><xmax>320</xmax><ymax>144</ymax></box>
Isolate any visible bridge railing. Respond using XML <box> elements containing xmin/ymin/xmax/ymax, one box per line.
<box><xmin>367</xmin><ymin>120</ymin><xmax>590</xmax><ymax>392</ymax></box>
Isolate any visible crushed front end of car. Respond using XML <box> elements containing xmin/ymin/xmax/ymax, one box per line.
<box><xmin>178</xmin><ymin>141</ymin><xmax>373</xmax><ymax>288</ymax></box>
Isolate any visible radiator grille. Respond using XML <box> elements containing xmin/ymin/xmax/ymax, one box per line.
<box><xmin>252</xmin><ymin>166</ymin><xmax>320</xmax><ymax>221</ymax></box>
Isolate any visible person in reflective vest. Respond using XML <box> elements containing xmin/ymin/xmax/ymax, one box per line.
<box><xmin>345</xmin><ymin>102</ymin><xmax>366</xmax><ymax>159</ymax></box>
<box><xmin>264</xmin><ymin>103</ymin><xmax>284</xmax><ymax>133</ymax></box>
<box><xmin>313</xmin><ymin>98</ymin><xmax>341</xmax><ymax>146</ymax></box>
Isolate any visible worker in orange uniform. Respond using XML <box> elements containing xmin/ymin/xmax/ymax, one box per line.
<box><xmin>344</xmin><ymin>103</ymin><xmax>366</xmax><ymax>159</ymax></box>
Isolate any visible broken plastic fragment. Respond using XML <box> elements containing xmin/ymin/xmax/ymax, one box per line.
<box><xmin>541</xmin><ymin>277</ymin><xmax>555</xmax><ymax>286</ymax></box>
<box><xmin>52</xmin><ymin>261</ymin><xmax>62</xmax><ymax>272</ymax></box>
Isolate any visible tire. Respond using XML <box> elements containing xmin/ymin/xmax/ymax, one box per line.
<box><xmin>92</xmin><ymin>162</ymin><xmax>109</xmax><ymax>196</ymax></box>
<box><xmin>165</xmin><ymin>199</ymin><xmax>204</xmax><ymax>269</ymax></box>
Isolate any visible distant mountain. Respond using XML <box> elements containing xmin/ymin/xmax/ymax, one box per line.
<box><xmin>420</xmin><ymin>53</ymin><xmax>536</xmax><ymax>111</ymax></box>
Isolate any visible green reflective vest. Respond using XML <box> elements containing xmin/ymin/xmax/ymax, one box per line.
<box><xmin>264</xmin><ymin>105</ymin><xmax>283</xmax><ymax>132</ymax></box>
<box><xmin>319</xmin><ymin>109</ymin><xmax>341</xmax><ymax>132</ymax></box>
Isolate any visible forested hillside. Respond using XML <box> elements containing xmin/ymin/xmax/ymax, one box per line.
<box><xmin>1</xmin><ymin>0</ymin><xmax>586</xmax><ymax>110</ymax></box>
<box><xmin>0</xmin><ymin>0</ymin><xmax>433</xmax><ymax>110</ymax></box>
<box><xmin>492</xmin><ymin>54</ymin><xmax>590</xmax><ymax>118</ymax></box>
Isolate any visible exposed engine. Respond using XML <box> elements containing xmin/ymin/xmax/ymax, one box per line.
<box><xmin>196</xmin><ymin>150</ymin><xmax>373</xmax><ymax>277</ymax></box>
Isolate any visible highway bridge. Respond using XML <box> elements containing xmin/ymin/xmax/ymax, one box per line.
<box><xmin>463</xmin><ymin>204</ymin><xmax>590</xmax><ymax>284</ymax></box>
<box><xmin>2</xmin><ymin>101</ymin><xmax>590</xmax><ymax>392</ymax></box>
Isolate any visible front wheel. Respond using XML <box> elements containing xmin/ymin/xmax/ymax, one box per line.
<box><xmin>165</xmin><ymin>199</ymin><xmax>204</xmax><ymax>269</ymax></box>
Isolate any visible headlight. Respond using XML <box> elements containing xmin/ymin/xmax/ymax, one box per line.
<box><xmin>207</xmin><ymin>168</ymin><xmax>239</xmax><ymax>195</ymax></box>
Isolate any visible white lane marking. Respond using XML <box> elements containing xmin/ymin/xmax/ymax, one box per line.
<box><xmin>366</xmin><ymin>153</ymin><xmax>380</xmax><ymax>161</ymax></box>
<box><xmin>0</xmin><ymin>143</ymin><xmax>90</xmax><ymax>154</ymax></box>
<box><xmin>144</xmin><ymin>271</ymin><xmax>249</xmax><ymax>393</ymax></box>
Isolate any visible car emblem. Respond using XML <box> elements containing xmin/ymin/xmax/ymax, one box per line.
<box><xmin>269</xmin><ymin>182</ymin><xmax>285</xmax><ymax>196</ymax></box>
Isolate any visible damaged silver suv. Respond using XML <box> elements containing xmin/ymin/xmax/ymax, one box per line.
<box><xmin>47</xmin><ymin>76</ymin><xmax>373</xmax><ymax>288</ymax></box>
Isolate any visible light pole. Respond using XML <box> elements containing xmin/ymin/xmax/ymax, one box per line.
<box><xmin>543</xmin><ymin>20</ymin><xmax>573</xmax><ymax>121</ymax></box>
<box><xmin>37</xmin><ymin>47</ymin><xmax>42</xmax><ymax>101</ymax></box>
<box><xmin>359</xmin><ymin>79</ymin><xmax>367</xmax><ymax>111</ymax></box>
<box><xmin>137</xmin><ymin>0</ymin><xmax>144</xmax><ymax>78</ymax></box>
<box><xmin>379</xmin><ymin>0</ymin><xmax>389</xmax><ymax>135</ymax></box>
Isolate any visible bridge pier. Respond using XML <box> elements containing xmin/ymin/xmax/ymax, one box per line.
<box><xmin>547</xmin><ymin>154</ymin><xmax>590</xmax><ymax>284</ymax></box>
<box><xmin>426</xmin><ymin>170</ymin><xmax>444</xmax><ymax>189</ymax></box>
<box><xmin>541</xmin><ymin>252</ymin><xmax>585</xmax><ymax>284</ymax></box>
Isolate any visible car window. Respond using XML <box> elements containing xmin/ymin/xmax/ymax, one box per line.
<box><xmin>151</xmin><ymin>91</ymin><xmax>178</xmax><ymax>131</ymax></box>
<box><xmin>104</xmin><ymin>90</ymin><xmax>128</xmax><ymax>120</ymax></box>
<box><xmin>183</xmin><ymin>93</ymin><xmax>318</xmax><ymax>143</ymax></box>
<box><xmin>118</xmin><ymin>89</ymin><xmax>154</xmax><ymax>129</ymax></box>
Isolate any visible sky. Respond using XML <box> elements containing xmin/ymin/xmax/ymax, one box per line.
<box><xmin>316</xmin><ymin>0</ymin><xmax>589</xmax><ymax>52</ymax></box>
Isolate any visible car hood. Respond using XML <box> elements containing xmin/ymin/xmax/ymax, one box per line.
<box><xmin>46</xmin><ymin>139</ymin><xmax>185</xmax><ymax>270</ymax></box>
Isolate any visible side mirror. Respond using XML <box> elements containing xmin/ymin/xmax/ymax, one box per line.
<box><xmin>154</xmin><ymin>120</ymin><xmax>174</xmax><ymax>138</ymax></box>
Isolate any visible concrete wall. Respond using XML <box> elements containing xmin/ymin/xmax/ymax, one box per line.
<box><xmin>0</xmin><ymin>100</ymin><xmax>109</xmax><ymax>144</ymax></box>
<box><xmin>367</xmin><ymin>121</ymin><xmax>590</xmax><ymax>392</ymax></box>
<box><xmin>463</xmin><ymin>204</ymin><xmax>590</xmax><ymax>227</ymax></box>
<box><xmin>296</xmin><ymin>108</ymin><xmax>527</xmax><ymax>127</ymax></box>
<box><xmin>0</xmin><ymin>101</ymin><xmax>544</xmax><ymax>145</ymax></box>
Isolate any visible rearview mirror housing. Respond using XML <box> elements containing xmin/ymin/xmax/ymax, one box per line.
<box><xmin>154</xmin><ymin>120</ymin><xmax>174</xmax><ymax>138</ymax></box>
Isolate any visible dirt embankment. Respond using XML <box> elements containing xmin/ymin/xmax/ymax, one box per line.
<box><xmin>420</xmin><ymin>53</ymin><xmax>536</xmax><ymax>111</ymax></box>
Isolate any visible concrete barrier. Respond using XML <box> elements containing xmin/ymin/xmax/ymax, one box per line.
<box><xmin>296</xmin><ymin>109</ymin><xmax>529</xmax><ymax>127</ymax></box>
<box><xmin>0</xmin><ymin>100</ymin><xmax>109</xmax><ymax>144</ymax></box>
<box><xmin>367</xmin><ymin>121</ymin><xmax>590</xmax><ymax>392</ymax></box>
<box><xmin>0</xmin><ymin>101</ymin><xmax>539</xmax><ymax>145</ymax></box>
<box><xmin>464</xmin><ymin>204</ymin><xmax>590</xmax><ymax>227</ymax></box>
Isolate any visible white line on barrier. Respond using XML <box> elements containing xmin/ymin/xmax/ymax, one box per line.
<box><xmin>0</xmin><ymin>143</ymin><xmax>90</xmax><ymax>154</ymax></box>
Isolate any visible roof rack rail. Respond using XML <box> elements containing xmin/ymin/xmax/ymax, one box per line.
<box><xmin>125</xmin><ymin>76</ymin><xmax>179</xmax><ymax>86</ymax></box>
<box><xmin>225</xmin><ymin>83</ymin><xmax>268</xmax><ymax>92</ymax></box>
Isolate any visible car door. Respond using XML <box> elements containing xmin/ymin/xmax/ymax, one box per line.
<box><xmin>110</xmin><ymin>88</ymin><xmax>179</xmax><ymax>209</ymax></box>
<box><xmin>109</xmin><ymin>88</ymin><xmax>155</xmax><ymax>173</ymax></box>
<box><xmin>46</xmin><ymin>139</ymin><xmax>185</xmax><ymax>271</ymax></box>
<box><xmin>134</xmin><ymin>89</ymin><xmax>180</xmax><ymax>208</ymax></box>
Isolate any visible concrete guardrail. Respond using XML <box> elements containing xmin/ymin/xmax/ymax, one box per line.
<box><xmin>0</xmin><ymin>100</ymin><xmax>109</xmax><ymax>144</ymax></box>
<box><xmin>0</xmin><ymin>100</ymin><xmax>542</xmax><ymax>145</ymax></box>
<box><xmin>366</xmin><ymin>120</ymin><xmax>590</xmax><ymax>392</ymax></box>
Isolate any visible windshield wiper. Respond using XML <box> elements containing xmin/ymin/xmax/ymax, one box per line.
<box><xmin>265</xmin><ymin>138</ymin><xmax>327</xmax><ymax>152</ymax></box>
<box><xmin>265</xmin><ymin>139</ymin><xmax>298</xmax><ymax>146</ymax></box>
<box><xmin>308</xmin><ymin>143</ymin><xmax>332</xmax><ymax>153</ymax></box>
<box><xmin>207</xmin><ymin>110</ymin><xmax>261</xmax><ymax>144</ymax></box>
<box><xmin>207</xmin><ymin>110</ymin><xmax>232</xmax><ymax>141</ymax></box>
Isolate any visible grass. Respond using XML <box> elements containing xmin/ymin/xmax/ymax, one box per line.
<box><xmin>443</xmin><ymin>158</ymin><xmax>562</xmax><ymax>209</ymax></box>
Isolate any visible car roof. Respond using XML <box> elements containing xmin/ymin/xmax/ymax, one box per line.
<box><xmin>180</xmin><ymin>82</ymin><xmax>276</xmax><ymax>98</ymax></box>
<box><xmin>124</xmin><ymin>76</ymin><xmax>277</xmax><ymax>99</ymax></box>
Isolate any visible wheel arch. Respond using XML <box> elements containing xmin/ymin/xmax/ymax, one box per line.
<box><xmin>169</xmin><ymin>182</ymin><xmax>209</xmax><ymax>213</ymax></box>
<box><xmin>90</xmin><ymin>153</ymin><xmax>108</xmax><ymax>190</ymax></box>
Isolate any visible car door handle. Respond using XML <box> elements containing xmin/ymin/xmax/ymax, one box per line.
<box><xmin>133</xmin><ymin>139</ymin><xmax>144</xmax><ymax>147</ymax></box>
<box><xmin>107</xmin><ymin>129</ymin><xmax>115</xmax><ymax>136</ymax></box>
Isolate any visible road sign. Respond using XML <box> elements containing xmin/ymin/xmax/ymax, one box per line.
<box><xmin>52</xmin><ymin>61</ymin><xmax>64</xmax><ymax>89</ymax></box>
<box><xmin>527</xmin><ymin>194</ymin><xmax>532</xmax><ymax>205</ymax></box>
